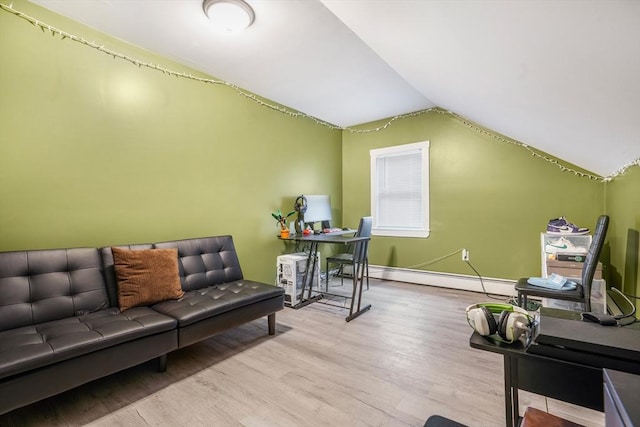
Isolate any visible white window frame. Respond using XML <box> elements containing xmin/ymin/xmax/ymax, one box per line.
<box><xmin>370</xmin><ymin>141</ymin><xmax>430</xmax><ymax>238</ymax></box>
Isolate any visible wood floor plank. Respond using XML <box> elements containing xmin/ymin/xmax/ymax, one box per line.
<box><xmin>0</xmin><ymin>279</ymin><xmax>604</xmax><ymax>427</ymax></box>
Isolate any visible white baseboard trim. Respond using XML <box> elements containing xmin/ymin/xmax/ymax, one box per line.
<box><xmin>368</xmin><ymin>265</ymin><xmax>517</xmax><ymax>297</ymax></box>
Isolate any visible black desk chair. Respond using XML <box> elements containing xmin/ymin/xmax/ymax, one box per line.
<box><xmin>515</xmin><ymin>215</ymin><xmax>609</xmax><ymax>312</ymax></box>
<box><xmin>424</xmin><ymin>415</ymin><xmax>467</xmax><ymax>427</ymax></box>
<box><xmin>325</xmin><ymin>216</ymin><xmax>372</xmax><ymax>290</ymax></box>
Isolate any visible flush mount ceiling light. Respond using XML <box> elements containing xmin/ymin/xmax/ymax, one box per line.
<box><xmin>203</xmin><ymin>0</ymin><xmax>255</xmax><ymax>33</ymax></box>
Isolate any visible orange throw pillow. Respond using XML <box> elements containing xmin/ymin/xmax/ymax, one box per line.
<box><xmin>112</xmin><ymin>247</ymin><xmax>184</xmax><ymax>311</ymax></box>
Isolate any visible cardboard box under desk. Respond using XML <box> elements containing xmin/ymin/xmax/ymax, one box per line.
<box><xmin>547</xmin><ymin>259</ymin><xmax>602</xmax><ymax>279</ymax></box>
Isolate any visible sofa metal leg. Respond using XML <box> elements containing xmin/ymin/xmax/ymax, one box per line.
<box><xmin>268</xmin><ymin>313</ymin><xmax>276</xmax><ymax>335</ymax></box>
<box><xmin>156</xmin><ymin>354</ymin><xmax>167</xmax><ymax>372</ymax></box>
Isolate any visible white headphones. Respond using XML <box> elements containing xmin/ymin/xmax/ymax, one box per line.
<box><xmin>466</xmin><ymin>302</ymin><xmax>533</xmax><ymax>343</ymax></box>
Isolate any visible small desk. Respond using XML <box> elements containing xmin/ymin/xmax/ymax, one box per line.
<box><xmin>470</xmin><ymin>309</ymin><xmax>640</xmax><ymax>427</ymax></box>
<box><xmin>279</xmin><ymin>232</ymin><xmax>371</xmax><ymax>321</ymax></box>
<box><xmin>469</xmin><ymin>331</ymin><xmax>603</xmax><ymax>427</ymax></box>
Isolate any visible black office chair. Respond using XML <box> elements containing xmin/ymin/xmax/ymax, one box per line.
<box><xmin>424</xmin><ymin>415</ymin><xmax>467</xmax><ymax>427</ymax></box>
<box><xmin>515</xmin><ymin>215</ymin><xmax>609</xmax><ymax>312</ymax></box>
<box><xmin>325</xmin><ymin>216</ymin><xmax>372</xmax><ymax>290</ymax></box>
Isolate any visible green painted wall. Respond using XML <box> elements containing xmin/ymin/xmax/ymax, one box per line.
<box><xmin>605</xmin><ymin>166</ymin><xmax>640</xmax><ymax>314</ymax></box>
<box><xmin>342</xmin><ymin>111</ymin><xmax>605</xmax><ymax>280</ymax></box>
<box><xmin>2</xmin><ymin>0</ymin><xmax>637</xmax><ymax>300</ymax></box>
<box><xmin>0</xmin><ymin>0</ymin><xmax>342</xmax><ymax>284</ymax></box>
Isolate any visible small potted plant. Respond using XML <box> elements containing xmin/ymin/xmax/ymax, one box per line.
<box><xmin>272</xmin><ymin>209</ymin><xmax>296</xmax><ymax>238</ymax></box>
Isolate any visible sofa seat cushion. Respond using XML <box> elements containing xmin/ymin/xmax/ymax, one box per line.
<box><xmin>152</xmin><ymin>280</ymin><xmax>285</xmax><ymax>327</ymax></box>
<box><xmin>0</xmin><ymin>307</ymin><xmax>176</xmax><ymax>380</ymax></box>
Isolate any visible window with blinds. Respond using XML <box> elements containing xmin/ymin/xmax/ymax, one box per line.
<box><xmin>370</xmin><ymin>141</ymin><xmax>430</xmax><ymax>238</ymax></box>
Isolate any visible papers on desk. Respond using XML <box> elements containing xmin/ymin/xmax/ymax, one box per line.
<box><xmin>323</xmin><ymin>228</ymin><xmax>343</xmax><ymax>234</ymax></box>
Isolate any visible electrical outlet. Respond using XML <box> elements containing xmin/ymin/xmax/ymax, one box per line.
<box><xmin>462</xmin><ymin>249</ymin><xmax>470</xmax><ymax>262</ymax></box>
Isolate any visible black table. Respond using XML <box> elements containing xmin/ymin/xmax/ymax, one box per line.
<box><xmin>469</xmin><ymin>331</ymin><xmax>604</xmax><ymax>427</ymax></box>
<box><xmin>470</xmin><ymin>309</ymin><xmax>640</xmax><ymax>427</ymax></box>
<box><xmin>279</xmin><ymin>232</ymin><xmax>371</xmax><ymax>321</ymax></box>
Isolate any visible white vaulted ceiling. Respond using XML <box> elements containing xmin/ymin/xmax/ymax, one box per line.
<box><xmin>26</xmin><ymin>0</ymin><xmax>640</xmax><ymax>177</ymax></box>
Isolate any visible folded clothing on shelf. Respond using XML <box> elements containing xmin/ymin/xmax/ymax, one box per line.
<box><xmin>527</xmin><ymin>273</ymin><xmax>577</xmax><ymax>291</ymax></box>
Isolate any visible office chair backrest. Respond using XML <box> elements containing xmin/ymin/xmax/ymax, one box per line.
<box><xmin>582</xmin><ymin>215</ymin><xmax>609</xmax><ymax>300</ymax></box>
<box><xmin>357</xmin><ymin>216</ymin><xmax>373</xmax><ymax>239</ymax></box>
<box><xmin>352</xmin><ymin>216</ymin><xmax>372</xmax><ymax>262</ymax></box>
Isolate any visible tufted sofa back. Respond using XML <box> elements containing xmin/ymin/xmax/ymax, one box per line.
<box><xmin>154</xmin><ymin>236</ymin><xmax>243</xmax><ymax>292</ymax></box>
<box><xmin>0</xmin><ymin>248</ymin><xmax>109</xmax><ymax>332</ymax></box>
<box><xmin>0</xmin><ymin>236</ymin><xmax>246</xmax><ymax>331</ymax></box>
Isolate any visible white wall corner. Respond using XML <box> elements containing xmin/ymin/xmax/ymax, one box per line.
<box><xmin>368</xmin><ymin>265</ymin><xmax>517</xmax><ymax>297</ymax></box>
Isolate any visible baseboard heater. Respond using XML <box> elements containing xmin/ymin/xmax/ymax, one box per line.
<box><xmin>368</xmin><ymin>265</ymin><xmax>516</xmax><ymax>296</ymax></box>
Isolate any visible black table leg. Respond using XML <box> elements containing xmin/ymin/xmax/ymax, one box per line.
<box><xmin>504</xmin><ymin>354</ymin><xmax>514</xmax><ymax>427</ymax></box>
<box><xmin>293</xmin><ymin>242</ymin><xmax>322</xmax><ymax>309</ymax></box>
<box><xmin>307</xmin><ymin>241</ymin><xmax>319</xmax><ymax>300</ymax></box>
<box><xmin>503</xmin><ymin>354</ymin><xmax>519</xmax><ymax>427</ymax></box>
<box><xmin>288</xmin><ymin>235</ymin><xmax>371</xmax><ymax>321</ymax></box>
<box><xmin>345</xmin><ymin>241</ymin><xmax>371</xmax><ymax>322</ymax></box>
<box><xmin>512</xmin><ymin>356</ymin><xmax>519</xmax><ymax>426</ymax></box>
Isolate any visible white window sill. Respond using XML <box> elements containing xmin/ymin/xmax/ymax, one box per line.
<box><xmin>372</xmin><ymin>229</ymin><xmax>430</xmax><ymax>238</ymax></box>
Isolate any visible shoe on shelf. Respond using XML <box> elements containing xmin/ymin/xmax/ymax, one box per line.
<box><xmin>546</xmin><ymin>216</ymin><xmax>589</xmax><ymax>235</ymax></box>
<box><xmin>545</xmin><ymin>236</ymin><xmax>588</xmax><ymax>254</ymax></box>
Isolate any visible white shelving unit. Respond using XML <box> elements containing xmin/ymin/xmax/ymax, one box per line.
<box><xmin>539</xmin><ymin>233</ymin><xmax>607</xmax><ymax>313</ymax></box>
<box><xmin>540</xmin><ymin>233</ymin><xmax>592</xmax><ymax>277</ymax></box>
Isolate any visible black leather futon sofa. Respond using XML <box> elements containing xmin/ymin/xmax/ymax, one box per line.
<box><xmin>0</xmin><ymin>235</ymin><xmax>285</xmax><ymax>415</ymax></box>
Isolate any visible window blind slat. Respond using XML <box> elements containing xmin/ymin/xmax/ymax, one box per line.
<box><xmin>370</xmin><ymin>141</ymin><xmax>430</xmax><ymax>238</ymax></box>
<box><xmin>376</xmin><ymin>151</ymin><xmax>422</xmax><ymax>228</ymax></box>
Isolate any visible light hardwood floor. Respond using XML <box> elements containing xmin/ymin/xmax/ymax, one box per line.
<box><xmin>0</xmin><ymin>279</ymin><xmax>604</xmax><ymax>427</ymax></box>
